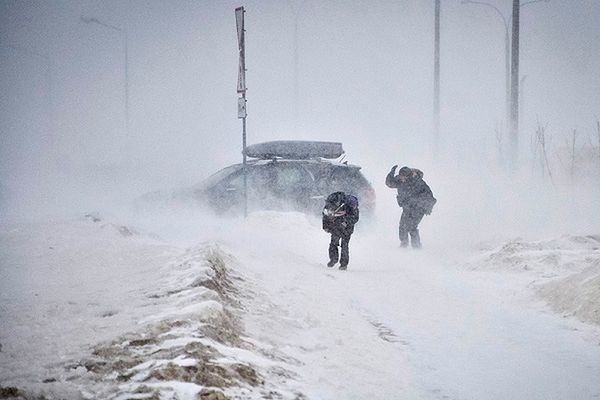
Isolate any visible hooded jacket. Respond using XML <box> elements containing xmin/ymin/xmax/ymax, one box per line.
<box><xmin>386</xmin><ymin>168</ymin><xmax>436</xmax><ymax>214</ymax></box>
<box><xmin>322</xmin><ymin>192</ymin><xmax>360</xmax><ymax>235</ymax></box>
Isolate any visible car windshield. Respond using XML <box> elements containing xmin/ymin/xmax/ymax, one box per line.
<box><xmin>194</xmin><ymin>164</ymin><xmax>241</xmax><ymax>191</ymax></box>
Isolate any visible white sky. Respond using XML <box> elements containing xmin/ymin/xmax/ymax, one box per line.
<box><xmin>1</xmin><ymin>0</ymin><xmax>599</xmax><ymax>225</ymax></box>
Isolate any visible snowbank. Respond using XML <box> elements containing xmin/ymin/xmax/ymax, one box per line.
<box><xmin>0</xmin><ymin>215</ymin><xmax>304</xmax><ymax>400</ymax></box>
<box><xmin>538</xmin><ymin>263</ymin><xmax>600</xmax><ymax>325</ymax></box>
<box><xmin>469</xmin><ymin>234</ymin><xmax>600</xmax><ymax>326</ymax></box>
<box><xmin>2</xmin><ymin>211</ymin><xmax>600</xmax><ymax>400</ymax></box>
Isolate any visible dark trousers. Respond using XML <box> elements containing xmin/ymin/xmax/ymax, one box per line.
<box><xmin>329</xmin><ymin>232</ymin><xmax>351</xmax><ymax>266</ymax></box>
<box><xmin>399</xmin><ymin>207</ymin><xmax>425</xmax><ymax>248</ymax></box>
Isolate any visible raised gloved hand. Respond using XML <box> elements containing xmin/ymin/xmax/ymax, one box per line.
<box><xmin>390</xmin><ymin>165</ymin><xmax>398</xmax><ymax>174</ymax></box>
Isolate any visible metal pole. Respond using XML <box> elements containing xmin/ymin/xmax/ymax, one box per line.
<box><xmin>80</xmin><ymin>17</ymin><xmax>128</xmax><ymax>137</ymax></box>
<box><xmin>504</xmin><ymin>28</ymin><xmax>510</xmax><ymax>136</ymax></box>
<box><xmin>462</xmin><ymin>0</ymin><xmax>548</xmax><ymax>170</ymax></box>
<box><xmin>434</xmin><ymin>0</ymin><xmax>441</xmax><ymax>151</ymax></box>
<box><xmin>510</xmin><ymin>0</ymin><xmax>520</xmax><ymax>171</ymax></box>
<box><xmin>288</xmin><ymin>0</ymin><xmax>305</xmax><ymax>133</ymax></box>
<box><xmin>461</xmin><ymin>1</ymin><xmax>511</xmax><ymax>147</ymax></box>
<box><xmin>242</xmin><ymin>93</ymin><xmax>248</xmax><ymax>218</ymax></box>
<box><xmin>293</xmin><ymin>14</ymin><xmax>299</xmax><ymax>133</ymax></box>
<box><xmin>124</xmin><ymin>29</ymin><xmax>129</xmax><ymax>135</ymax></box>
<box><xmin>236</xmin><ymin>6</ymin><xmax>248</xmax><ymax>217</ymax></box>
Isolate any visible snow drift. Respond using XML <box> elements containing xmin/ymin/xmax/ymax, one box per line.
<box><xmin>470</xmin><ymin>234</ymin><xmax>600</xmax><ymax>326</ymax></box>
<box><xmin>1</xmin><ymin>211</ymin><xmax>600</xmax><ymax>400</ymax></box>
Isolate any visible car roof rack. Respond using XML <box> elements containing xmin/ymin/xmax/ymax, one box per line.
<box><xmin>243</xmin><ymin>140</ymin><xmax>344</xmax><ymax>160</ymax></box>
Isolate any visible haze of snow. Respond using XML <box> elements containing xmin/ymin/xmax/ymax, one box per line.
<box><xmin>1</xmin><ymin>195</ymin><xmax>599</xmax><ymax>399</ymax></box>
<box><xmin>1</xmin><ymin>1</ymin><xmax>600</xmax><ymax>399</ymax></box>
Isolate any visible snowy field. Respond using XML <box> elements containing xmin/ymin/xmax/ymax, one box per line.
<box><xmin>1</xmin><ymin>208</ymin><xmax>599</xmax><ymax>400</ymax></box>
<box><xmin>3</xmin><ymin>1</ymin><xmax>600</xmax><ymax>399</ymax></box>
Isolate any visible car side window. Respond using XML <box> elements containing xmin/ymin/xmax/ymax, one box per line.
<box><xmin>274</xmin><ymin>165</ymin><xmax>310</xmax><ymax>191</ymax></box>
<box><xmin>221</xmin><ymin>163</ymin><xmax>314</xmax><ymax>200</ymax></box>
<box><xmin>223</xmin><ymin>168</ymin><xmax>260</xmax><ymax>192</ymax></box>
<box><xmin>322</xmin><ymin>167</ymin><xmax>368</xmax><ymax>196</ymax></box>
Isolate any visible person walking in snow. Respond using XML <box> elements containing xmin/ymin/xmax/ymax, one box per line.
<box><xmin>322</xmin><ymin>191</ymin><xmax>359</xmax><ymax>270</ymax></box>
<box><xmin>385</xmin><ymin>166</ymin><xmax>436</xmax><ymax>248</ymax></box>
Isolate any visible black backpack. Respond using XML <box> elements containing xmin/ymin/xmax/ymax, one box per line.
<box><xmin>322</xmin><ymin>192</ymin><xmax>359</xmax><ymax>233</ymax></box>
<box><xmin>324</xmin><ymin>191</ymin><xmax>346</xmax><ymax>214</ymax></box>
<box><xmin>344</xmin><ymin>194</ymin><xmax>359</xmax><ymax>215</ymax></box>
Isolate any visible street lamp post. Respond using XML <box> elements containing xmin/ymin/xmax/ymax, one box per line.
<box><xmin>510</xmin><ymin>0</ymin><xmax>520</xmax><ymax>170</ymax></box>
<box><xmin>434</xmin><ymin>0</ymin><xmax>441</xmax><ymax>151</ymax></box>
<box><xmin>462</xmin><ymin>1</ymin><xmax>511</xmax><ymax>143</ymax></box>
<box><xmin>293</xmin><ymin>7</ymin><xmax>299</xmax><ymax>132</ymax></box>
<box><xmin>288</xmin><ymin>0</ymin><xmax>306</xmax><ymax>134</ymax></box>
<box><xmin>80</xmin><ymin>16</ymin><xmax>129</xmax><ymax>135</ymax></box>
<box><xmin>461</xmin><ymin>0</ymin><xmax>549</xmax><ymax>170</ymax></box>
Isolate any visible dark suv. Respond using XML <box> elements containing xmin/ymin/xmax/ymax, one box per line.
<box><xmin>185</xmin><ymin>141</ymin><xmax>375</xmax><ymax>216</ymax></box>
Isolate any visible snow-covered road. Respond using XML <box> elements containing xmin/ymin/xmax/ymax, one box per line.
<box><xmin>1</xmin><ymin>211</ymin><xmax>599</xmax><ymax>399</ymax></box>
<box><xmin>221</xmin><ymin>212</ymin><xmax>600</xmax><ymax>400</ymax></box>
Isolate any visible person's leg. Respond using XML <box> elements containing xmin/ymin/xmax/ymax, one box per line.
<box><xmin>407</xmin><ymin>210</ymin><xmax>425</xmax><ymax>248</ymax></box>
<box><xmin>399</xmin><ymin>210</ymin><xmax>410</xmax><ymax>247</ymax></box>
<box><xmin>339</xmin><ymin>233</ymin><xmax>351</xmax><ymax>269</ymax></box>
<box><xmin>328</xmin><ymin>233</ymin><xmax>340</xmax><ymax>267</ymax></box>
<box><xmin>409</xmin><ymin>229</ymin><xmax>421</xmax><ymax>248</ymax></box>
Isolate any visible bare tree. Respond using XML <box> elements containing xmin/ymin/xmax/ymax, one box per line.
<box><xmin>534</xmin><ymin>118</ymin><xmax>554</xmax><ymax>185</ymax></box>
<box><xmin>530</xmin><ymin>124</ymin><xmax>538</xmax><ymax>176</ymax></box>
<box><xmin>495</xmin><ymin>122</ymin><xmax>504</xmax><ymax>166</ymax></box>
<box><xmin>569</xmin><ymin>129</ymin><xmax>578</xmax><ymax>178</ymax></box>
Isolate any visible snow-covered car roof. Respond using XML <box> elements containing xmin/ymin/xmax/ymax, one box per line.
<box><xmin>243</xmin><ymin>140</ymin><xmax>344</xmax><ymax>160</ymax></box>
<box><xmin>248</xmin><ymin>157</ymin><xmax>363</xmax><ymax>169</ymax></box>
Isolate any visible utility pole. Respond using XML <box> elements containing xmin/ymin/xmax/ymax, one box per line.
<box><xmin>236</xmin><ymin>6</ymin><xmax>248</xmax><ymax>217</ymax></box>
<box><xmin>287</xmin><ymin>0</ymin><xmax>306</xmax><ymax>133</ymax></box>
<box><xmin>293</xmin><ymin>5</ymin><xmax>299</xmax><ymax>133</ymax></box>
<box><xmin>462</xmin><ymin>1</ymin><xmax>510</xmax><ymax>142</ymax></box>
<box><xmin>434</xmin><ymin>0</ymin><xmax>441</xmax><ymax>151</ymax></box>
<box><xmin>81</xmin><ymin>16</ymin><xmax>129</xmax><ymax>136</ymax></box>
<box><xmin>462</xmin><ymin>0</ymin><xmax>548</xmax><ymax>169</ymax></box>
<box><xmin>509</xmin><ymin>0</ymin><xmax>520</xmax><ymax>171</ymax></box>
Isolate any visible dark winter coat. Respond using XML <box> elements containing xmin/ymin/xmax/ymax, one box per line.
<box><xmin>385</xmin><ymin>168</ymin><xmax>436</xmax><ymax>215</ymax></box>
<box><xmin>322</xmin><ymin>192</ymin><xmax>360</xmax><ymax>236</ymax></box>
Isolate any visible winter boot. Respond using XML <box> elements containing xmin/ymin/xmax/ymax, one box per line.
<box><xmin>327</xmin><ymin>260</ymin><xmax>336</xmax><ymax>268</ymax></box>
<box><xmin>410</xmin><ymin>230</ymin><xmax>421</xmax><ymax>249</ymax></box>
<box><xmin>339</xmin><ymin>264</ymin><xmax>347</xmax><ymax>271</ymax></box>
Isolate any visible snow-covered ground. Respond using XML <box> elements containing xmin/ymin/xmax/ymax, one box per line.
<box><xmin>1</xmin><ymin>209</ymin><xmax>599</xmax><ymax>400</ymax></box>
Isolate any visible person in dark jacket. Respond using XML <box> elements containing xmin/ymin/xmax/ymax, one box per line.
<box><xmin>385</xmin><ymin>166</ymin><xmax>436</xmax><ymax>248</ymax></box>
<box><xmin>322</xmin><ymin>191</ymin><xmax>359</xmax><ymax>270</ymax></box>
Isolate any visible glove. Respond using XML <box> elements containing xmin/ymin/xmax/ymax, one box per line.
<box><xmin>390</xmin><ymin>165</ymin><xmax>398</xmax><ymax>173</ymax></box>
